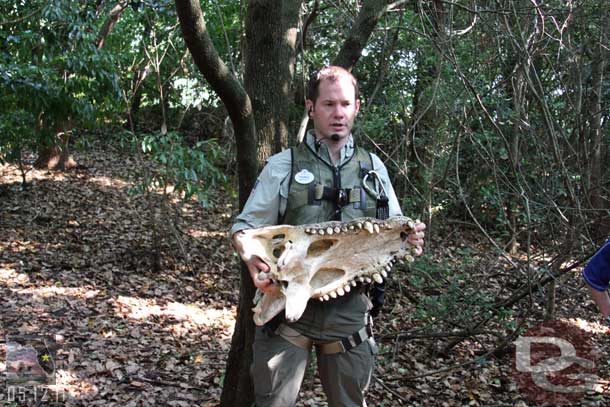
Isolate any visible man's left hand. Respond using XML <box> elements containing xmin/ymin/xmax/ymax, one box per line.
<box><xmin>407</xmin><ymin>220</ymin><xmax>426</xmax><ymax>256</ymax></box>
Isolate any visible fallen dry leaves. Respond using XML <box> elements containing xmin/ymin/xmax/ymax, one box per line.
<box><xmin>1</xmin><ymin>140</ymin><xmax>608</xmax><ymax>406</ymax></box>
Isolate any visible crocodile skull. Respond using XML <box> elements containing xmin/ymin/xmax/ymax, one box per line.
<box><xmin>234</xmin><ymin>216</ymin><xmax>418</xmax><ymax>325</ymax></box>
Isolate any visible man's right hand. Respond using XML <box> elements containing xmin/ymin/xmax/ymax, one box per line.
<box><xmin>233</xmin><ymin>230</ymin><xmax>280</xmax><ymax>295</ymax></box>
<box><xmin>244</xmin><ymin>256</ymin><xmax>280</xmax><ymax>295</ymax></box>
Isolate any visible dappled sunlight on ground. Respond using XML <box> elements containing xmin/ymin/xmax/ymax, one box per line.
<box><xmin>111</xmin><ymin>295</ymin><xmax>236</xmax><ymax>337</ymax></box>
<box><xmin>0</xmin><ymin>267</ymin><xmax>30</xmax><ymax>285</ymax></box>
<box><xmin>568</xmin><ymin>317</ymin><xmax>610</xmax><ymax>335</ymax></box>
<box><xmin>187</xmin><ymin>229</ymin><xmax>227</xmax><ymax>238</ymax></box>
<box><xmin>88</xmin><ymin>175</ymin><xmax>130</xmax><ymax>189</ymax></box>
<box><xmin>52</xmin><ymin>369</ymin><xmax>99</xmax><ymax>400</ymax></box>
<box><xmin>12</xmin><ymin>286</ymin><xmax>101</xmax><ymax>300</ymax></box>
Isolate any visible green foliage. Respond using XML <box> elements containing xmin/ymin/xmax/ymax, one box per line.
<box><xmin>0</xmin><ymin>1</ymin><xmax>121</xmax><ymax>165</ymax></box>
<box><xmin>407</xmin><ymin>253</ymin><xmax>514</xmax><ymax>330</ymax></box>
<box><xmin>128</xmin><ymin>131</ymin><xmax>227</xmax><ymax>206</ymax></box>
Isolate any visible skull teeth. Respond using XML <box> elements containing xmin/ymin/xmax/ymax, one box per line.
<box><xmin>380</xmin><ymin>269</ymin><xmax>388</xmax><ymax>278</ymax></box>
<box><xmin>330</xmin><ymin>291</ymin><xmax>337</xmax><ymax>299</ymax></box>
<box><xmin>337</xmin><ymin>287</ymin><xmax>345</xmax><ymax>296</ymax></box>
<box><xmin>323</xmin><ymin>294</ymin><xmax>330</xmax><ymax>301</ymax></box>
<box><xmin>334</xmin><ymin>226</ymin><xmax>341</xmax><ymax>234</ymax></box>
<box><xmin>318</xmin><ymin>229</ymin><xmax>325</xmax><ymax>235</ymax></box>
<box><xmin>364</xmin><ymin>221</ymin><xmax>374</xmax><ymax>234</ymax></box>
<box><xmin>351</xmin><ymin>280</ymin><xmax>357</xmax><ymax>287</ymax></box>
<box><xmin>373</xmin><ymin>273</ymin><xmax>383</xmax><ymax>284</ymax></box>
<box><xmin>373</xmin><ymin>224</ymin><xmax>380</xmax><ymax>234</ymax></box>
<box><xmin>344</xmin><ymin>284</ymin><xmax>351</xmax><ymax>292</ymax></box>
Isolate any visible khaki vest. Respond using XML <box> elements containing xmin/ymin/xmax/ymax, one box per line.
<box><xmin>282</xmin><ymin>140</ymin><xmax>378</xmax><ymax>225</ymax></box>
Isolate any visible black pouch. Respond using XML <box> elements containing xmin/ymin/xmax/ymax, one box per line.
<box><xmin>376</xmin><ymin>192</ymin><xmax>389</xmax><ymax>220</ymax></box>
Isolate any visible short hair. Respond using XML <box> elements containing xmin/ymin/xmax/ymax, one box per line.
<box><xmin>307</xmin><ymin>66</ymin><xmax>359</xmax><ymax>104</ymax></box>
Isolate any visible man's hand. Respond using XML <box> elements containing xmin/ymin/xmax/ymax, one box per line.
<box><xmin>244</xmin><ymin>256</ymin><xmax>280</xmax><ymax>295</ymax></box>
<box><xmin>406</xmin><ymin>220</ymin><xmax>426</xmax><ymax>256</ymax></box>
<box><xmin>232</xmin><ymin>231</ymin><xmax>280</xmax><ymax>295</ymax></box>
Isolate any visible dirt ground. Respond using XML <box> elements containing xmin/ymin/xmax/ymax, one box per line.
<box><xmin>1</xmin><ymin>140</ymin><xmax>608</xmax><ymax>406</ymax></box>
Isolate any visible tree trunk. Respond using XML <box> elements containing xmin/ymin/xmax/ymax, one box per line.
<box><xmin>332</xmin><ymin>0</ymin><xmax>388</xmax><ymax>71</ymax></box>
<box><xmin>408</xmin><ymin>0</ymin><xmax>444</xmax><ymax>226</ymax></box>
<box><xmin>96</xmin><ymin>1</ymin><xmax>128</xmax><ymax>49</ymax></box>
<box><xmin>244</xmin><ymin>0</ymin><xmax>302</xmax><ymax>162</ymax></box>
<box><xmin>505</xmin><ymin>66</ymin><xmax>526</xmax><ymax>255</ymax></box>
<box><xmin>587</xmin><ymin>10</ymin><xmax>608</xmax><ymax>224</ymax></box>
<box><xmin>175</xmin><ymin>1</ymin><xmax>258</xmax><ymax>405</ymax></box>
<box><xmin>34</xmin><ymin>118</ymin><xmax>77</xmax><ymax>171</ymax></box>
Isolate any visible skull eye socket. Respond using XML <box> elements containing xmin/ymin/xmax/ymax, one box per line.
<box><xmin>272</xmin><ymin>239</ymin><xmax>292</xmax><ymax>259</ymax></box>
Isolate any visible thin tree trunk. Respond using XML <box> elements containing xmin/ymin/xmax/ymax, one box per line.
<box><xmin>96</xmin><ymin>2</ymin><xmax>128</xmax><ymax>49</ymax></box>
<box><xmin>34</xmin><ymin>119</ymin><xmax>77</xmax><ymax>170</ymax></box>
<box><xmin>175</xmin><ymin>1</ymin><xmax>258</xmax><ymax>405</ymax></box>
<box><xmin>332</xmin><ymin>0</ymin><xmax>389</xmax><ymax>71</ymax></box>
<box><xmin>587</xmin><ymin>10</ymin><xmax>608</xmax><ymax>217</ymax></box>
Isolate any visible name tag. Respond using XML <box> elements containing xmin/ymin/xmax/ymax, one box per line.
<box><xmin>294</xmin><ymin>169</ymin><xmax>314</xmax><ymax>184</ymax></box>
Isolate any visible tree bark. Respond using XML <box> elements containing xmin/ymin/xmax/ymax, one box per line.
<box><xmin>587</xmin><ymin>9</ymin><xmax>608</xmax><ymax>221</ymax></box>
<box><xmin>34</xmin><ymin>117</ymin><xmax>77</xmax><ymax>171</ymax></box>
<box><xmin>408</xmin><ymin>0</ymin><xmax>444</xmax><ymax>226</ymax></box>
<box><xmin>244</xmin><ymin>0</ymin><xmax>302</xmax><ymax>162</ymax></box>
<box><xmin>332</xmin><ymin>0</ymin><xmax>388</xmax><ymax>71</ymax></box>
<box><xmin>175</xmin><ymin>1</ymin><xmax>258</xmax><ymax>406</ymax></box>
<box><xmin>96</xmin><ymin>1</ymin><xmax>128</xmax><ymax>49</ymax></box>
<box><xmin>175</xmin><ymin>0</ymin><xmax>257</xmax><ymax>209</ymax></box>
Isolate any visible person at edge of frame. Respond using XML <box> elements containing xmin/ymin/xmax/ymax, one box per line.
<box><xmin>582</xmin><ymin>238</ymin><xmax>610</xmax><ymax>326</ymax></box>
<box><xmin>230</xmin><ymin>65</ymin><xmax>426</xmax><ymax>407</ymax></box>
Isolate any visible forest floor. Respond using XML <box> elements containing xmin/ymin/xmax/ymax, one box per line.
<box><xmin>0</xmin><ymin>139</ymin><xmax>608</xmax><ymax>407</ymax></box>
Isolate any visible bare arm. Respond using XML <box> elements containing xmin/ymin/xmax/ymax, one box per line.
<box><xmin>587</xmin><ymin>285</ymin><xmax>610</xmax><ymax>317</ymax></box>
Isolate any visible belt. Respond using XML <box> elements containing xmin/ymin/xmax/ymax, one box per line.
<box><xmin>275</xmin><ymin>323</ymin><xmax>373</xmax><ymax>355</ymax></box>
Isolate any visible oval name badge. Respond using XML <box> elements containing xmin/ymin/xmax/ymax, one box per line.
<box><xmin>294</xmin><ymin>169</ymin><xmax>315</xmax><ymax>184</ymax></box>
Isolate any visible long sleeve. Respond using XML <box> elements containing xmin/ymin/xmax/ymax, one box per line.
<box><xmin>230</xmin><ymin>150</ymin><xmax>292</xmax><ymax>235</ymax></box>
<box><xmin>370</xmin><ymin>153</ymin><xmax>402</xmax><ymax>217</ymax></box>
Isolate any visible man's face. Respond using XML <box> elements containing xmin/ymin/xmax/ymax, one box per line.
<box><xmin>307</xmin><ymin>76</ymin><xmax>360</xmax><ymax>141</ymax></box>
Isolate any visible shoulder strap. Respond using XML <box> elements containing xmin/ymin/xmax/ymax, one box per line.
<box><xmin>278</xmin><ymin>147</ymin><xmax>294</xmax><ymax>225</ymax></box>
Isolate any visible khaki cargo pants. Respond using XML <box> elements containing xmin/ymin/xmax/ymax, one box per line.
<box><xmin>251</xmin><ymin>292</ymin><xmax>377</xmax><ymax>407</ymax></box>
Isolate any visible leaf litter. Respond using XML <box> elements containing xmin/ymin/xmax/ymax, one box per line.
<box><xmin>0</xmin><ymin>141</ymin><xmax>607</xmax><ymax>406</ymax></box>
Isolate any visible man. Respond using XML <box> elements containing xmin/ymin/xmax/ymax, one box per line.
<box><xmin>231</xmin><ymin>66</ymin><xmax>426</xmax><ymax>407</ymax></box>
<box><xmin>582</xmin><ymin>238</ymin><xmax>610</xmax><ymax>326</ymax></box>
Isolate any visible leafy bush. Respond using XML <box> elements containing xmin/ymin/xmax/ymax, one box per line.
<box><xmin>129</xmin><ymin>131</ymin><xmax>227</xmax><ymax>206</ymax></box>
